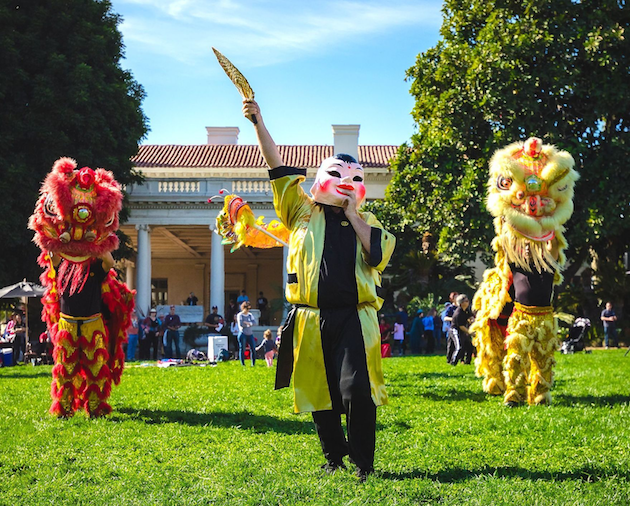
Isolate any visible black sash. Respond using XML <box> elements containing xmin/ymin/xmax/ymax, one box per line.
<box><xmin>274</xmin><ymin>305</ymin><xmax>301</xmax><ymax>390</ymax></box>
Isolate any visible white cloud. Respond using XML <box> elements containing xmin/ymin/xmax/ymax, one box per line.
<box><xmin>115</xmin><ymin>0</ymin><xmax>442</xmax><ymax>66</ymax></box>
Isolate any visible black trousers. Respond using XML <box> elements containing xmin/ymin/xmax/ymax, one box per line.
<box><xmin>311</xmin><ymin>306</ymin><xmax>377</xmax><ymax>472</ymax></box>
<box><xmin>140</xmin><ymin>331</ymin><xmax>159</xmax><ymax>360</ymax></box>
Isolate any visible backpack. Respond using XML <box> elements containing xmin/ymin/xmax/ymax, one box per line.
<box><xmin>186</xmin><ymin>349</ymin><xmax>208</xmax><ymax>361</ymax></box>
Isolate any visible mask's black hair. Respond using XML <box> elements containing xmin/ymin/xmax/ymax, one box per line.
<box><xmin>333</xmin><ymin>153</ymin><xmax>358</xmax><ymax>164</ymax></box>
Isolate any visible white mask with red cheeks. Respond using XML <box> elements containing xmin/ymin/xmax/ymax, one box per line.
<box><xmin>310</xmin><ymin>154</ymin><xmax>366</xmax><ymax>207</ymax></box>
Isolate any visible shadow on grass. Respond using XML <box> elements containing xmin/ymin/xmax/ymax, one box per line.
<box><xmin>419</xmin><ymin>389</ymin><xmax>489</xmax><ymax>403</ymax></box>
<box><xmin>113</xmin><ymin>407</ymin><xmax>315</xmax><ymax>434</ymax></box>
<box><xmin>0</xmin><ymin>368</ymin><xmax>51</xmax><ymax>379</ymax></box>
<box><xmin>379</xmin><ymin>464</ymin><xmax>629</xmax><ymax>483</ymax></box>
<box><xmin>554</xmin><ymin>394</ymin><xmax>630</xmax><ymax>407</ymax></box>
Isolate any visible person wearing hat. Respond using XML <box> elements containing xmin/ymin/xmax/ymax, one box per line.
<box><xmin>141</xmin><ymin>308</ymin><xmax>162</xmax><ymax>360</ymax></box>
<box><xmin>204</xmin><ymin>306</ymin><xmax>224</xmax><ymax>334</ymax></box>
<box><xmin>242</xmin><ymin>99</ymin><xmax>395</xmax><ymax>481</ymax></box>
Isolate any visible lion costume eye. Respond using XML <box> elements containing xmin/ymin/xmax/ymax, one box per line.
<box><xmin>557</xmin><ymin>184</ymin><xmax>568</xmax><ymax>192</ymax></box>
<box><xmin>43</xmin><ymin>194</ymin><xmax>58</xmax><ymax>218</ymax></box>
<box><xmin>105</xmin><ymin>214</ymin><xmax>115</xmax><ymax>227</ymax></box>
<box><xmin>497</xmin><ymin>176</ymin><xmax>513</xmax><ymax>191</ymax></box>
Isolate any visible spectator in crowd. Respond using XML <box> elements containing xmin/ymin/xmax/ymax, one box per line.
<box><xmin>256</xmin><ymin>329</ymin><xmax>277</xmax><ymax>367</ymax></box>
<box><xmin>446</xmin><ymin>298</ymin><xmax>460</xmax><ymax>364</ymax></box>
<box><xmin>126</xmin><ymin>311</ymin><xmax>140</xmax><ymax>362</ymax></box>
<box><xmin>141</xmin><ymin>308</ymin><xmax>162</xmax><ymax>360</ymax></box>
<box><xmin>237</xmin><ymin>301</ymin><xmax>257</xmax><ymax>366</ymax></box>
<box><xmin>600</xmin><ymin>301</ymin><xmax>618</xmax><ymax>348</ymax></box>
<box><xmin>433</xmin><ymin>307</ymin><xmax>443</xmax><ymax>349</ymax></box>
<box><xmin>379</xmin><ymin>315</ymin><xmax>392</xmax><ymax>344</ymax></box>
<box><xmin>5</xmin><ymin>312</ymin><xmax>26</xmax><ymax>365</ymax></box>
<box><xmin>449</xmin><ymin>294</ymin><xmax>474</xmax><ymax>365</ymax></box>
<box><xmin>379</xmin><ymin>315</ymin><xmax>392</xmax><ymax>358</ymax></box>
<box><xmin>225</xmin><ymin>298</ymin><xmax>238</xmax><ymax>328</ymax></box>
<box><xmin>162</xmin><ymin>305</ymin><xmax>182</xmax><ymax>359</ymax></box>
<box><xmin>396</xmin><ymin>305</ymin><xmax>409</xmax><ymax>331</ymax></box>
<box><xmin>442</xmin><ymin>292</ymin><xmax>459</xmax><ymax>325</ymax></box>
<box><xmin>205</xmin><ymin>306</ymin><xmax>224</xmax><ymax>334</ymax></box>
<box><xmin>422</xmin><ymin>308</ymin><xmax>436</xmax><ymax>354</ymax></box>
<box><xmin>229</xmin><ymin>314</ymin><xmax>239</xmax><ymax>355</ymax></box>
<box><xmin>393</xmin><ymin>316</ymin><xmax>406</xmax><ymax>357</ymax></box>
<box><xmin>408</xmin><ymin>309</ymin><xmax>424</xmax><ymax>354</ymax></box>
<box><xmin>237</xmin><ymin>290</ymin><xmax>249</xmax><ymax>306</ymax></box>
<box><xmin>186</xmin><ymin>292</ymin><xmax>198</xmax><ymax>306</ymax></box>
<box><xmin>257</xmin><ymin>291</ymin><xmax>269</xmax><ymax>326</ymax></box>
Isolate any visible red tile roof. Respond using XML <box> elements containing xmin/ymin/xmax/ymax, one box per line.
<box><xmin>131</xmin><ymin>144</ymin><xmax>398</xmax><ymax>169</ymax></box>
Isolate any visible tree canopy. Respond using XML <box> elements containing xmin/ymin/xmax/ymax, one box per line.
<box><xmin>0</xmin><ymin>0</ymin><xmax>147</xmax><ymax>287</ymax></box>
<box><xmin>379</xmin><ymin>0</ymin><xmax>630</xmax><ymax>303</ymax></box>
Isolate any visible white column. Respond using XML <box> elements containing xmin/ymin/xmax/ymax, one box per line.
<box><xmin>282</xmin><ymin>246</ymin><xmax>289</xmax><ymax>321</ymax></box>
<box><xmin>210</xmin><ymin>226</ymin><xmax>225</xmax><ymax>316</ymax></box>
<box><xmin>125</xmin><ymin>262</ymin><xmax>135</xmax><ymax>291</ymax></box>
<box><xmin>135</xmin><ymin>224</ymin><xmax>152</xmax><ymax>317</ymax></box>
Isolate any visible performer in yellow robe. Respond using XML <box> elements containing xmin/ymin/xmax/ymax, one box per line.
<box><xmin>242</xmin><ymin>100</ymin><xmax>395</xmax><ymax>480</ymax></box>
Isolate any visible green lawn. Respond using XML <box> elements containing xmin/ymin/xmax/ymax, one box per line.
<box><xmin>1</xmin><ymin>350</ymin><xmax>629</xmax><ymax>505</ymax></box>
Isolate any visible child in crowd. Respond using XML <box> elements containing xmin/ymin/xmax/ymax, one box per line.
<box><xmin>393</xmin><ymin>316</ymin><xmax>405</xmax><ymax>357</ymax></box>
<box><xmin>257</xmin><ymin>329</ymin><xmax>278</xmax><ymax>367</ymax></box>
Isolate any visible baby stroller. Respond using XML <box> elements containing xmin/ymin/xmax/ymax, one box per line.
<box><xmin>561</xmin><ymin>317</ymin><xmax>591</xmax><ymax>354</ymax></box>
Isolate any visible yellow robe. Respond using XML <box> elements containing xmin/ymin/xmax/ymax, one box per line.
<box><xmin>270</xmin><ymin>167</ymin><xmax>396</xmax><ymax>413</ymax></box>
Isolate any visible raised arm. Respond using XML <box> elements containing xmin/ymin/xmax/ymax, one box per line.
<box><xmin>242</xmin><ymin>100</ymin><xmax>284</xmax><ymax>169</ymax></box>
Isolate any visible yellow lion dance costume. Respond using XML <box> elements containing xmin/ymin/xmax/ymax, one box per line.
<box><xmin>470</xmin><ymin>137</ymin><xmax>579</xmax><ymax>406</ymax></box>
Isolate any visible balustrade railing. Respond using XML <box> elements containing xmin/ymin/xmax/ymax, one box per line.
<box><xmin>158</xmin><ymin>181</ymin><xmax>201</xmax><ymax>193</ymax></box>
<box><xmin>232</xmin><ymin>180</ymin><xmax>271</xmax><ymax>194</ymax></box>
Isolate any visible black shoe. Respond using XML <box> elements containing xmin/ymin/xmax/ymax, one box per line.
<box><xmin>321</xmin><ymin>461</ymin><xmax>346</xmax><ymax>474</ymax></box>
<box><xmin>356</xmin><ymin>468</ymin><xmax>373</xmax><ymax>482</ymax></box>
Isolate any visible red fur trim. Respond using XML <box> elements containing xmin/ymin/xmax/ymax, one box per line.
<box><xmin>52</xmin><ymin>360</ymin><xmax>79</xmax><ymax>378</ymax></box>
<box><xmin>82</xmin><ymin>363</ymin><xmax>112</xmax><ymax>381</ymax></box>
<box><xmin>50</xmin><ymin>379</ymin><xmax>77</xmax><ymax>401</ymax></box>
<box><xmin>101</xmin><ymin>273</ymin><xmax>134</xmax><ymax>383</ymax></box>
<box><xmin>50</xmin><ymin>401</ymin><xmax>72</xmax><ymax>417</ymax></box>
<box><xmin>83</xmin><ymin>381</ymin><xmax>112</xmax><ymax>400</ymax></box>
<box><xmin>52</xmin><ymin>327</ymin><xmax>72</xmax><ymax>346</ymax></box>
<box><xmin>52</xmin><ymin>157</ymin><xmax>77</xmax><ymax>174</ymax></box>
<box><xmin>57</xmin><ymin>260</ymin><xmax>91</xmax><ymax>297</ymax></box>
<box><xmin>85</xmin><ymin>401</ymin><xmax>112</xmax><ymax>418</ymax></box>
<box><xmin>52</xmin><ymin>346</ymin><xmax>78</xmax><ymax>365</ymax></box>
<box><xmin>81</xmin><ymin>348</ymin><xmax>109</xmax><ymax>367</ymax></box>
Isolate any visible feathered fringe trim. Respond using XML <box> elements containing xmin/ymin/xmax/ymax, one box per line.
<box><xmin>503</xmin><ymin>306</ymin><xmax>558</xmax><ymax>405</ymax></box>
<box><xmin>472</xmin><ymin>322</ymin><xmax>507</xmax><ymax>395</ymax></box>
<box><xmin>101</xmin><ymin>273</ymin><xmax>134</xmax><ymax>385</ymax></box>
<box><xmin>494</xmin><ymin>218</ymin><xmax>566</xmax><ymax>284</ymax></box>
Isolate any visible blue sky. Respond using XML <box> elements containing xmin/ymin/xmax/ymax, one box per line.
<box><xmin>111</xmin><ymin>0</ymin><xmax>445</xmax><ymax>147</ymax></box>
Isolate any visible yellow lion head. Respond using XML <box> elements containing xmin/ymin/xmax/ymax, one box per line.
<box><xmin>486</xmin><ymin>137</ymin><xmax>579</xmax><ymax>273</ymax></box>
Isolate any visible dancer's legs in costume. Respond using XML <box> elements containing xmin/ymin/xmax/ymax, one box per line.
<box><xmin>51</xmin><ymin>318</ymin><xmax>83</xmax><ymax>417</ymax></box>
<box><xmin>312</xmin><ymin>307</ymin><xmax>377</xmax><ymax>472</ymax></box>
<box><xmin>504</xmin><ymin>304</ymin><xmax>555</xmax><ymax>405</ymax></box>
<box><xmin>474</xmin><ymin>322</ymin><xmax>507</xmax><ymax>395</ymax></box>
<box><xmin>78</xmin><ymin>316</ymin><xmax>113</xmax><ymax>416</ymax></box>
<box><xmin>51</xmin><ymin>315</ymin><xmax>112</xmax><ymax>417</ymax></box>
<box><xmin>503</xmin><ymin>310</ymin><xmax>533</xmax><ymax>405</ymax></box>
<box><xmin>527</xmin><ymin>310</ymin><xmax>557</xmax><ymax>405</ymax></box>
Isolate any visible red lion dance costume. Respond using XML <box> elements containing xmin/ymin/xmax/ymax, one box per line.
<box><xmin>29</xmin><ymin>158</ymin><xmax>134</xmax><ymax>417</ymax></box>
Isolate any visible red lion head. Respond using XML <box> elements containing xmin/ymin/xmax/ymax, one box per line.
<box><xmin>29</xmin><ymin>157</ymin><xmax>122</xmax><ymax>262</ymax></box>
